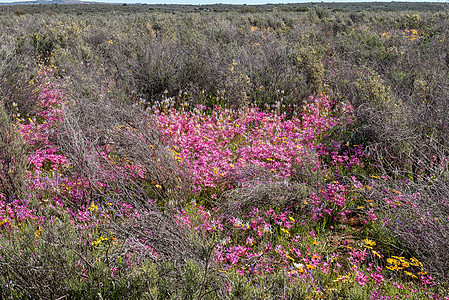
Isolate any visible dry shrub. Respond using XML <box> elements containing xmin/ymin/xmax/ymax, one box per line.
<box><xmin>0</xmin><ymin>31</ymin><xmax>38</xmax><ymax>116</ymax></box>
<box><xmin>0</xmin><ymin>214</ymin><xmax>228</xmax><ymax>299</ymax></box>
<box><xmin>222</xmin><ymin>181</ymin><xmax>309</xmax><ymax>219</ymax></box>
<box><xmin>295</xmin><ymin>46</ymin><xmax>324</xmax><ymax>95</ymax></box>
<box><xmin>110</xmin><ymin>211</ymin><xmax>230</xmax><ymax>299</ymax></box>
<box><xmin>219</xmin><ymin>165</ymin><xmax>310</xmax><ymax>218</ymax></box>
<box><xmin>364</xmin><ymin>142</ymin><xmax>449</xmax><ymax>280</ymax></box>
<box><xmin>371</xmin><ymin>182</ymin><xmax>449</xmax><ymax>279</ymax></box>
<box><xmin>0</xmin><ymin>35</ymin><xmax>38</xmax><ymax>200</ymax></box>
<box><xmin>0</xmin><ymin>37</ymin><xmax>37</xmax><ymax>200</ymax></box>
<box><xmin>0</xmin><ymin>218</ymin><xmax>116</xmax><ymax>299</ymax></box>
<box><xmin>0</xmin><ymin>104</ymin><xmax>28</xmax><ymax>200</ymax></box>
<box><xmin>55</xmin><ymin>96</ymin><xmax>191</xmax><ymax>209</ymax></box>
<box><xmin>0</xmin><ymin>192</ymin><xmax>227</xmax><ymax>299</ymax></box>
<box><xmin>51</xmin><ymin>96</ymin><xmax>229</xmax><ymax>297</ymax></box>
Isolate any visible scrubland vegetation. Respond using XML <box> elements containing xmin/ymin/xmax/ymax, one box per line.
<box><xmin>1</xmin><ymin>3</ymin><xmax>449</xmax><ymax>299</ymax></box>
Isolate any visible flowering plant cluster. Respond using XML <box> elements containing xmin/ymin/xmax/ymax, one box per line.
<box><xmin>155</xmin><ymin>94</ymin><xmax>353</xmax><ymax>189</ymax></box>
<box><xmin>0</xmin><ymin>69</ymin><xmax>448</xmax><ymax>298</ymax></box>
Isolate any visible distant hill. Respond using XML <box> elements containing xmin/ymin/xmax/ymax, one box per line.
<box><xmin>0</xmin><ymin>0</ymin><xmax>85</xmax><ymax>4</ymax></box>
<box><xmin>0</xmin><ymin>1</ymin><xmax>446</xmax><ymax>13</ymax></box>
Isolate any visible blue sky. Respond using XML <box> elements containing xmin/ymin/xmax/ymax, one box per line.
<box><xmin>0</xmin><ymin>0</ymin><xmax>441</xmax><ymax>4</ymax></box>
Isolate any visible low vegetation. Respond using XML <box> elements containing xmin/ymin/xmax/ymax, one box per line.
<box><xmin>0</xmin><ymin>3</ymin><xmax>448</xmax><ymax>299</ymax></box>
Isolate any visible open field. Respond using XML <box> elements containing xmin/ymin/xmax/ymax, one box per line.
<box><xmin>1</xmin><ymin>3</ymin><xmax>449</xmax><ymax>299</ymax></box>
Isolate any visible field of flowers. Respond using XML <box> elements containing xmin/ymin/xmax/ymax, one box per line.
<box><xmin>0</xmin><ymin>67</ymin><xmax>446</xmax><ymax>299</ymax></box>
<box><xmin>1</xmin><ymin>4</ymin><xmax>449</xmax><ymax>299</ymax></box>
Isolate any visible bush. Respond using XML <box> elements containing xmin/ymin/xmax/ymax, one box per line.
<box><xmin>0</xmin><ymin>103</ymin><xmax>27</xmax><ymax>201</ymax></box>
<box><xmin>56</xmin><ymin>96</ymin><xmax>191</xmax><ymax>208</ymax></box>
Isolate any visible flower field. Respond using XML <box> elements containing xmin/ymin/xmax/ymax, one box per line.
<box><xmin>1</xmin><ymin>4</ymin><xmax>449</xmax><ymax>299</ymax></box>
<box><xmin>0</xmin><ymin>68</ymin><xmax>446</xmax><ymax>299</ymax></box>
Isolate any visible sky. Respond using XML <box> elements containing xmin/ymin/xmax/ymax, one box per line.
<box><xmin>0</xmin><ymin>0</ymin><xmax>443</xmax><ymax>4</ymax></box>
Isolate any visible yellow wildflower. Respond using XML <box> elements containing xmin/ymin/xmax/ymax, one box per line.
<box><xmin>392</xmin><ymin>256</ymin><xmax>406</xmax><ymax>263</ymax></box>
<box><xmin>418</xmin><ymin>271</ymin><xmax>427</xmax><ymax>275</ymax></box>
<box><xmin>280</xmin><ymin>227</ymin><xmax>290</xmax><ymax>238</ymax></box>
<box><xmin>91</xmin><ymin>236</ymin><xmax>108</xmax><ymax>246</ymax></box>
<box><xmin>405</xmin><ymin>271</ymin><xmax>418</xmax><ymax>279</ymax></box>
<box><xmin>410</xmin><ymin>257</ymin><xmax>423</xmax><ymax>267</ymax></box>
<box><xmin>306</xmin><ymin>264</ymin><xmax>315</xmax><ymax>270</ymax></box>
<box><xmin>88</xmin><ymin>202</ymin><xmax>98</xmax><ymax>211</ymax></box>
<box><xmin>364</xmin><ymin>239</ymin><xmax>376</xmax><ymax>247</ymax></box>
<box><xmin>35</xmin><ymin>225</ymin><xmax>42</xmax><ymax>237</ymax></box>
<box><xmin>387</xmin><ymin>258</ymin><xmax>399</xmax><ymax>265</ymax></box>
<box><xmin>372</xmin><ymin>250</ymin><xmax>381</xmax><ymax>259</ymax></box>
<box><xmin>386</xmin><ymin>265</ymin><xmax>401</xmax><ymax>271</ymax></box>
